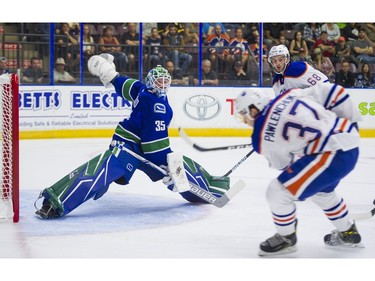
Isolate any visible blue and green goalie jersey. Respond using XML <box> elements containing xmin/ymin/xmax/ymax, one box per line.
<box><xmin>111</xmin><ymin>76</ymin><xmax>173</xmax><ymax>167</ymax></box>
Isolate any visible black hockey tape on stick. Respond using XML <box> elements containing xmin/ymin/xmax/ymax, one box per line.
<box><xmin>178</xmin><ymin>127</ymin><xmax>252</xmax><ymax>151</ymax></box>
<box><xmin>120</xmin><ymin>146</ymin><xmax>245</xmax><ymax>208</ymax></box>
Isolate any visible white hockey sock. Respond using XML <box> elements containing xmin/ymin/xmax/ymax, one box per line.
<box><xmin>311</xmin><ymin>191</ymin><xmax>352</xmax><ymax>232</ymax></box>
<box><xmin>266</xmin><ymin>178</ymin><xmax>297</xmax><ymax>236</ymax></box>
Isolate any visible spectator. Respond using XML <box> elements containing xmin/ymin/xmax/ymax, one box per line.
<box><xmin>158</xmin><ymin>23</ymin><xmax>185</xmax><ymax>39</ymax></box>
<box><xmin>0</xmin><ymin>57</ymin><xmax>8</xmax><ymax>74</ymax></box>
<box><xmin>227</xmin><ymin>60</ymin><xmax>252</xmax><ymax>85</ymax></box>
<box><xmin>205</xmin><ymin>24</ymin><xmax>230</xmax><ymax>73</ymax></box>
<box><xmin>303</xmin><ymin>23</ymin><xmax>321</xmax><ymax>51</ymax></box>
<box><xmin>245</xmin><ymin>24</ymin><xmax>259</xmax><ymax>45</ymax></box>
<box><xmin>263</xmin><ymin>23</ymin><xmax>285</xmax><ymax>50</ymax></box>
<box><xmin>311</xmin><ymin>47</ymin><xmax>335</xmax><ymax>81</ymax></box>
<box><xmin>342</xmin><ymin>23</ymin><xmax>359</xmax><ymax>42</ymax></box>
<box><xmin>226</xmin><ymin>27</ymin><xmax>250</xmax><ymax>68</ymax></box>
<box><xmin>335</xmin><ymin>60</ymin><xmax>356</xmax><ymax>88</ymax></box>
<box><xmin>142</xmin><ymin>22</ymin><xmax>158</xmax><ymax>40</ymax></box>
<box><xmin>165</xmin><ymin>60</ymin><xmax>187</xmax><ymax>85</ymax></box>
<box><xmin>193</xmin><ymin>59</ymin><xmax>219</xmax><ymax>86</ymax></box>
<box><xmin>289</xmin><ymin>31</ymin><xmax>309</xmax><ymax>62</ymax></box>
<box><xmin>357</xmin><ymin>23</ymin><xmax>375</xmax><ymax>44</ymax></box>
<box><xmin>313</xmin><ymin>31</ymin><xmax>336</xmax><ymax>60</ymax></box>
<box><xmin>21</xmin><ymin>57</ymin><xmax>43</xmax><ymax>83</ymax></box>
<box><xmin>332</xmin><ymin>36</ymin><xmax>359</xmax><ymax>68</ymax></box>
<box><xmin>184</xmin><ymin>23</ymin><xmax>199</xmax><ymax>45</ymax></box>
<box><xmin>250</xmin><ymin>34</ymin><xmax>268</xmax><ymax>64</ymax></box>
<box><xmin>145</xmin><ymin>27</ymin><xmax>166</xmax><ymax>68</ymax></box>
<box><xmin>80</xmin><ymin>24</ymin><xmax>96</xmax><ymax>60</ymax></box>
<box><xmin>202</xmin><ymin>23</ymin><xmax>227</xmax><ymax>40</ymax></box>
<box><xmin>53</xmin><ymin>57</ymin><xmax>76</xmax><ymax>84</ymax></box>
<box><xmin>278</xmin><ymin>34</ymin><xmax>289</xmax><ymax>49</ymax></box>
<box><xmin>55</xmin><ymin>23</ymin><xmax>79</xmax><ymax>63</ymax></box>
<box><xmin>296</xmin><ymin>48</ymin><xmax>312</xmax><ymax>63</ymax></box>
<box><xmin>351</xmin><ymin>28</ymin><xmax>375</xmax><ymax>64</ymax></box>
<box><xmin>68</xmin><ymin>23</ymin><xmax>80</xmax><ymax>39</ymax></box>
<box><xmin>171</xmin><ymin>23</ymin><xmax>185</xmax><ymax>36</ymax></box>
<box><xmin>321</xmin><ymin>23</ymin><xmax>341</xmax><ymax>43</ymax></box>
<box><xmin>120</xmin><ymin>23</ymin><xmax>142</xmax><ymax>72</ymax></box>
<box><xmin>354</xmin><ymin>63</ymin><xmax>375</xmax><ymax>88</ymax></box>
<box><xmin>98</xmin><ymin>25</ymin><xmax>127</xmax><ymax>72</ymax></box>
<box><xmin>163</xmin><ymin>24</ymin><xmax>192</xmax><ymax>76</ymax></box>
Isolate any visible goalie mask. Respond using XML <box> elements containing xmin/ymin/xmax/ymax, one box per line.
<box><xmin>235</xmin><ymin>89</ymin><xmax>270</xmax><ymax>124</ymax></box>
<box><xmin>268</xmin><ymin>44</ymin><xmax>290</xmax><ymax>74</ymax></box>
<box><xmin>145</xmin><ymin>65</ymin><xmax>171</xmax><ymax>97</ymax></box>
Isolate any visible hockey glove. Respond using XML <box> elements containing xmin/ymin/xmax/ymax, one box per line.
<box><xmin>88</xmin><ymin>54</ymin><xmax>119</xmax><ymax>87</ymax></box>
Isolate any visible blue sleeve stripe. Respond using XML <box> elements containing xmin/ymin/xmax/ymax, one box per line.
<box><xmin>329</xmin><ymin>94</ymin><xmax>349</xmax><ymax>110</ymax></box>
<box><xmin>319</xmin><ymin>117</ymin><xmax>339</xmax><ymax>152</ymax></box>
<box><xmin>324</xmin><ymin>83</ymin><xmax>337</xmax><ymax>108</ymax></box>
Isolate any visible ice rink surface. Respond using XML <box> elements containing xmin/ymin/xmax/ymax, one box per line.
<box><xmin>1</xmin><ymin>136</ymin><xmax>375</xmax><ymax>280</ymax></box>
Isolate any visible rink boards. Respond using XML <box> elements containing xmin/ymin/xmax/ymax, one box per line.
<box><xmin>18</xmin><ymin>85</ymin><xmax>375</xmax><ymax>139</ymax></box>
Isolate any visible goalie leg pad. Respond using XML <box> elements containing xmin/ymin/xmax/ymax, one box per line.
<box><xmin>37</xmin><ymin>149</ymin><xmax>138</xmax><ymax>217</ymax></box>
<box><xmin>168</xmin><ymin>155</ymin><xmax>230</xmax><ymax>203</ymax></box>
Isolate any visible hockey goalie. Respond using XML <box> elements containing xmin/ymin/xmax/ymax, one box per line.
<box><xmin>34</xmin><ymin>54</ymin><xmax>241</xmax><ymax>219</ymax></box>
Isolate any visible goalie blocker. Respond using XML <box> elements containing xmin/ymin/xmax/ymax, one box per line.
<box><xmin>34</xmin><ymin>144</ymin><xmax>233</xmax><ymax>219</ymax></box>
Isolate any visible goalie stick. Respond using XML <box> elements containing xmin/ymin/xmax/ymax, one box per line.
<box><xmin>178</xmin><ymin>127</ymin><xmax>252</xmax><ymax>151</ymax></box>
<box><xmin>120</xmin><ymin>146</ymin><xmax>245</xmax><ymax>208</ymax></box>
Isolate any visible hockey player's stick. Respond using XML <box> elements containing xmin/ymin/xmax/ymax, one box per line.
<box><xmin>178</xmin><ymin>127</ymin><xmax>252</xmax><ymax>151</ymax></box>
<box><xmin>223</xmin><ymin>149</ymin><xmax>255</xmax><ymax>177</ymax></box>
<box><xmin>350</xmin><ymin>199</ymin><xmax>375</xmax><ymax>221</ymax></box>
<box><xmin>178</xmin><ymin>127</ymin><xmax>254</xmax><ymax>176</ymax></box>
<box><xmin>120</xmin><ymin>146</ymin><xmax>245</xmax><ymax>208</ymax></box>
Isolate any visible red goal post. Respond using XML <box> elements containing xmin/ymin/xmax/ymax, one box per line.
<box><xmin>0</xmin><ymin>73</ymin><xmax>19</xmax><ymax>223</ymax></box>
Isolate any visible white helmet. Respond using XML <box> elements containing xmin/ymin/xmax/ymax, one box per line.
<box><xmin>267</xmin><ymin>44</ymin><xmax>290</xmax><ymax>74</ymax></box>
<box><xmin>145</xmin><ymin>65</ymin><xmax>171</xmax><ymax>97</ymax></box>
<box><xmin>235</xmin><ymin>89</ymin><xmax>270</xmax><ymax>121</ymax></box>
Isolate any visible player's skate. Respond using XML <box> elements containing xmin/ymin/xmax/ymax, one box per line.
<box><xmin>35</xmin><ymin>199</ymin><xmax>61</xmax><ymax>219</ymax></box>
<box><xmin>259</xmin><ymin>220</ymin><xmax>297</xmax><ymax>257</ymax></box>
<box><xmin>88</xmin><ymin>54</ymin><xmax>119</xmax><ymax>87</ymax></box>
<box><xmin>258</xmin><ymin>232</ymin><xmax>297</xmax><ymax>257</ymax></box>
<box><xmin>324</xmin><ymin>223</ymin><xmax>364</xmax><ymax>248</ymax></box>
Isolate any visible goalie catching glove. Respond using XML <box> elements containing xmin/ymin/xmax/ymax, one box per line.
<box><xmin>88</xmin><ymin>53</ymin><xmax>119</xmax><ymax>87</ymax></box>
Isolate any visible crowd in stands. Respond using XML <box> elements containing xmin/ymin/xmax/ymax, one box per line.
<box><xmin>2</xmin><ymin>22</ymin><xmax>375</xmax><ymax>88</ymax></box>
<box><xmin>295</xmin><ymin>23</ymin><xmax>375</xmax><ymax>88</ymax></box>
<box><xmin>263</xmin><ymin>22</ymin><xmax>375</xmax><ymax>88</ymax></box>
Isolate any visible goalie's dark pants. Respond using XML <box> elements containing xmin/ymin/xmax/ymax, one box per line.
<box><xmin>39</xmin><ymin>142</ymin><xmax>228</xmax><ymax>217</ymax></box>
<box><xmin>40</xmin><ymin>143</ymin><xmax>164</xmax><ymax>217</ymax></box>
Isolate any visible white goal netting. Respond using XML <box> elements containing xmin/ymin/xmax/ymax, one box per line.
<box><xmin>0</xmin><ymin>73</ymin><xmax>18</xmax><ymax>222</ymax></box>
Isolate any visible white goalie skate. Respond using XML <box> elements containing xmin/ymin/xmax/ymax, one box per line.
<box><xmin>88</xmin><ymin>54</ymin><xmax>119</xmax><ymax>87</ymax></box>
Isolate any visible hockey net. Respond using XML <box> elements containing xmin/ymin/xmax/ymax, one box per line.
<box><xmin>0</xmin><ymin>73</ymin><xmax>19</xmax><ymax>223</ymax></box>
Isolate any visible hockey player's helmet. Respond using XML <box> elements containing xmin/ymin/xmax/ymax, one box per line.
<box><xmin>235</xmin><ymin>89</ymin><xmax>270</xmax><ymax>122</ymax></box>
<box><xmin>145</xmin><ymin>65</ymin><xmax>171</xmax><ymax>97</ymax></box>
<box><xmin>267</xmin><ymin>44</ymin><xmax>290</xmax><ymax>74</ymax></box>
